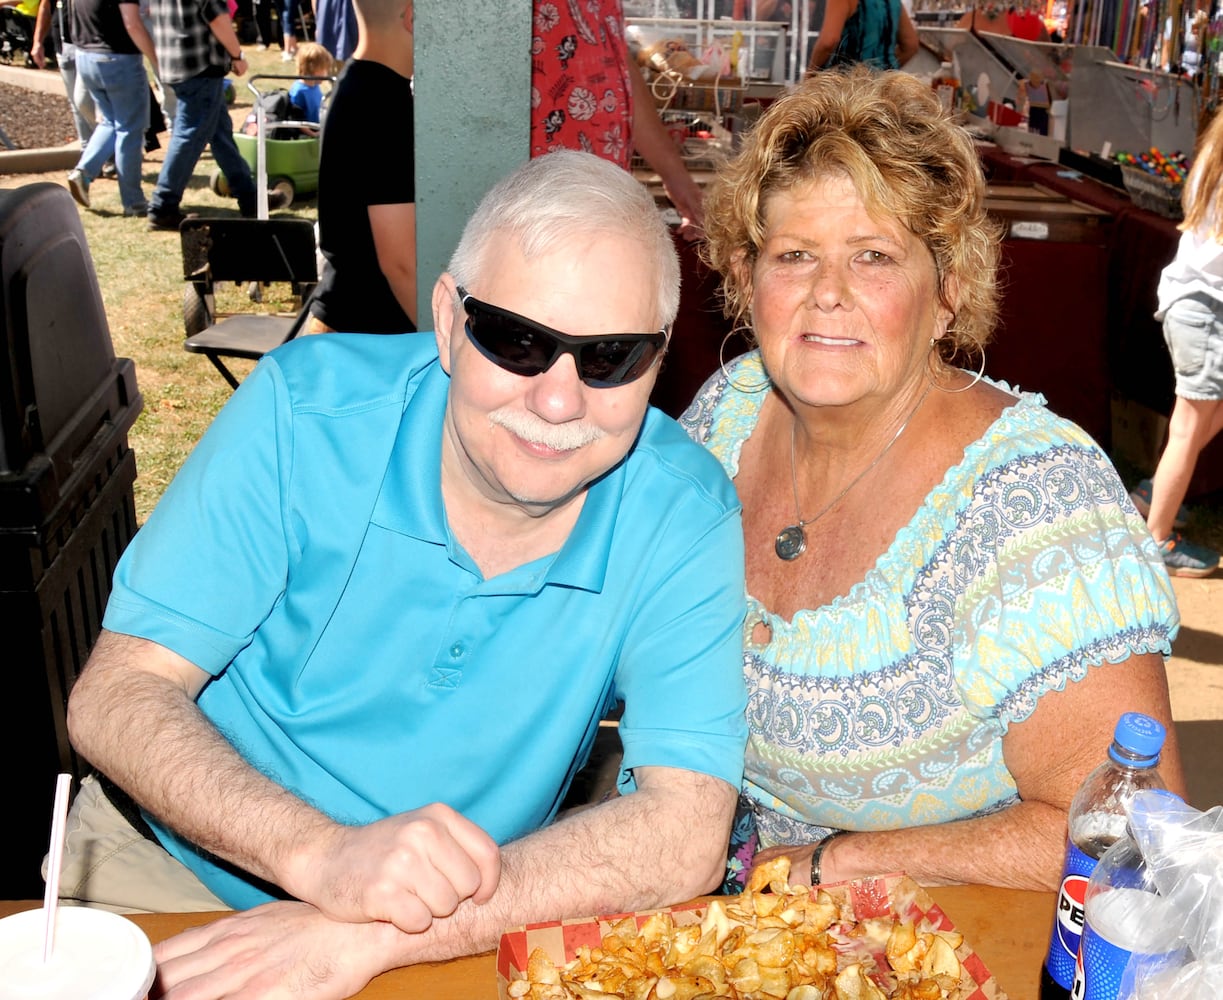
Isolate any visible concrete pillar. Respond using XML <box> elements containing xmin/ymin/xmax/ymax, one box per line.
<box><xmin>414</xmin><ymin>0</ymin><xmax>529</xmax><ymax>328</ymax></box>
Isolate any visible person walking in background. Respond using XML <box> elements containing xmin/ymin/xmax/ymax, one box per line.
<box><xmin>0</xmin><ymin>0</ymin><xmax>47</xmax><ymax>62</ymax></box>
<box><xmin>62</xmin><ymin>0</ymin><xmax>158</xmax><ymax>217</ymax></box>
<box><xmin>307</xmin><ymin>0</ymin><xmax>413</xmax><ymax>332</ymax></box>
<box><xmin>313</xmin><ymin>0</ymin><xmax>354</xmax><ymax>62</ymax></box>
<box><xmin>250</xmin><ymin>0</ymin><xmax>277</xmax><ymax>48</ymax></box>
<box><xmin>805</xmin><ymin>0</ymin><xmax>917</xmax><ymax>70</ymax></box>
<box><xmin>144</xmin><ymin>0</ymin><xmax>287</xmax><ymax>229</ymax></box>
<box><xmin>277</xmin><ymin>0</ymin><xmax>295</xmax><ymax>59</ymax></box>
<box><xmin>531</xmin><ymin>0</ymin><xmax>705</xmax><ymax>240</ymax></box>
<box><xmin>31</xmin><ymin>0</ymin><xmax>98</xmax><ymax>149</ymax></box>
<box><xmin>1137</xmin><ymin>110</ymin><xmax>1223</xmax><ymax>578</ymax></box>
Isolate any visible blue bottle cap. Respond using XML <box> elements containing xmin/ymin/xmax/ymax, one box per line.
<box><xmin>1109</xmin><ymin>712</ymin><xmax>1166</xmax><ymax>765</ymax></box>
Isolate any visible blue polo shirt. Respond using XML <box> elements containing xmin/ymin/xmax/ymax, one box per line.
<box><xmin>103</xmin><ymin>333</ymin><xmax>748</xmax><ymax>908</ymax></box>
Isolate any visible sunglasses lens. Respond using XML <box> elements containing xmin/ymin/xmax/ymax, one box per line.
<box><xmin>463</xmin><ymin>291</ymin><xmax>663</xmax><ymax>388</ymax></box>
<box><xmin>577</xmin><ymin>339</ymin><xmax>662</xmax><ymax>387</ymax></box>
<box><xmin>467</xmin><ymin>312</ymin><xmax>554</xmax><ymax>377</ymax></box>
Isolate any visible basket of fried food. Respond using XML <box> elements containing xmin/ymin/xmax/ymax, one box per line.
<box><xmin>496</xmin><ymin>858</ymin><xmax>1007</xmax><ymax>1000</ymax></box>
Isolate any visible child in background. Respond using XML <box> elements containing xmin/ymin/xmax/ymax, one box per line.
<box><xmin>1137</xmin><ymin>110</ymin><xmax>1223</xmax><ymax>577</ymax></box>
<box><xmin>290</xmin><ymin>41</ymin><xmax>334</xmax><ymax>134</ymax></box>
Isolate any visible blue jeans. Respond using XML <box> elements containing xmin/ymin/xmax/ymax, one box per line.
<box><xmin>75</xmin><ymin>50</ymin><xmax>149</xmax><ymax>212</ymax></box>
<box><xmin>281</xmin><ymin>0</ymin><xmax>297</xmax><ymax>42</ymax></box>
<box><xmin>151</xmin><ymin>73</ymin><xmax>255</xmax><ymax>217</ymax></box>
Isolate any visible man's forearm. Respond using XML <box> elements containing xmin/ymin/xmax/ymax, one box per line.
<box><xmin>120</xmin><ymin>4</ymin><xmax>159</xmax><ymax>74</ymax></box>
<box><xmin>68</xmin><ymin>632</ymin><xmax>339</xmax><ymax>894</ymax></box>
<box><xmin>207</xmin><ymin>10</ymin><xmax>241</xmax><ymax>51</ymax></box>
<box><xmin>32</xmin><ymin>0</ymin><xmax>50</xmax><ymax>50</ymax></box>
<box><xmin>384</xmin><ymin>770</ymin><xmax>736</xmax><ymax>966</ymax></box>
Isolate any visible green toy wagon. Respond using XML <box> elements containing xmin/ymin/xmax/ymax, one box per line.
<box><xmin>210</xmin><ymin>74</ymin><xmax>333</xmax><ymax>208</ymax></box>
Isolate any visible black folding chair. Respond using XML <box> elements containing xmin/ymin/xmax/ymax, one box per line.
<box><xmin>180</xmin><ymin>217</ymin><xmax>318</xmax><ymax>389</ymax></box>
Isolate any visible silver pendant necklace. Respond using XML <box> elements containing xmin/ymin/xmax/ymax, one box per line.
<box><xmin>775</xmin><ymin>384</ymin><xmax>932</xmax><ymax>561</ymax></box>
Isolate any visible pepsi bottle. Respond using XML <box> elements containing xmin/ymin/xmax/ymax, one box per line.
<box><xmin>1039</xmin><ymin>712</ymin><xmax>1167</xmax><ymax>1000</ymax></box>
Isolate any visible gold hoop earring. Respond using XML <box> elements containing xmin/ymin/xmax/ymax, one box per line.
<box><xmin>720</xmin><ymin>328</ymin><xmax>770</xmax><ymax>393</ymax></box>
<box><xmin>927</xmin><ymin>334</ymin><xmax>986</xmax><ymax>394</ymax></box>
<box><xmin>935</xmin><ymin>347</ymin><xmax>986</xmax><ymax>394</ymax></box>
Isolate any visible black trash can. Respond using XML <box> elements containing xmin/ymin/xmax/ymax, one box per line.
<box><xmin>0</xmin><ymin>183</ymin><xmax>143</xmax><ymax>899</ymax></box>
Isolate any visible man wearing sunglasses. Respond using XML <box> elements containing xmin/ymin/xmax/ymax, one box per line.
<box><xmin>61</xmin><ymin>150</ymin><xmax>748</xmax><ymax>999</ymax></box>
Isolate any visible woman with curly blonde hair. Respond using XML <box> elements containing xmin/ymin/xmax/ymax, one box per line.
<box><xmin>683</xmin><ymin>66</ymin><xmax>1185</xmax><ymax>893</ymax></box>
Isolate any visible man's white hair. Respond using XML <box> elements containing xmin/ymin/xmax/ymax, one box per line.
<box><xmin>447</xmin><ymin>150</ymin><xmax>680</xmax><ymax>327</ymax></box>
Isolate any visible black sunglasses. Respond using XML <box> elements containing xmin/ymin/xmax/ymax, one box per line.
<box><xmin>457</xmin><ymin>286</ymin><xmax>667</xmax><ymax>388</ymax></box>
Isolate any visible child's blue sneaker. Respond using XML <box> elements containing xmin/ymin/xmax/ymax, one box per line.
<box><xmin>1158</xmin><ymin>532</ymin><xmax>1219</xmax><ymax>578</ymax></box>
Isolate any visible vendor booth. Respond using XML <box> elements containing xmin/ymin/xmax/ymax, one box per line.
<box><xmin>623</xmin><ymin>5</ymin><xmax>1223</xmax><ymax>497</ymax></box>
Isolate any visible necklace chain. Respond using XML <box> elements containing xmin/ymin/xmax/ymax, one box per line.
<box><xmin>775</xmin><ymin>384</ymin><xmax>932</xmax><ymax>561</ymax></box>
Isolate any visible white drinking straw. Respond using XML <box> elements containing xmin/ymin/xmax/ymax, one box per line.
<box><xmin>42</xmin><ymin>773</ymin><xmax>72</xmax><ymax>963</ymax></box>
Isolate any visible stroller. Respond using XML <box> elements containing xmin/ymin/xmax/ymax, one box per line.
<box><xmin>0</xmin><ymin>5</ymin><xmax>38</xmax><ymax>66</ymax></box>
<box><xmin>210</xmin><ymin>74</ymin><xmax>334</xmax><ymax>212</ymax></box>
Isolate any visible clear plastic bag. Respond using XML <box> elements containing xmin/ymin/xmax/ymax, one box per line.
<box><xmin>1121</xmin><ymin>790</ymin><xmax>1223</xmax><ymax>999</ymax></box>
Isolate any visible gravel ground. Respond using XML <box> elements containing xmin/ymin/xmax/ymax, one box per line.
<box><xmin>0</xmin><ymin>81</ymin><xmax>79</xmax><ymax>150</ymax></box>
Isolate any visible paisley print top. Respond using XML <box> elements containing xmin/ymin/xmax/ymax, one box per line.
<box><xmin>682</xmin><ymin>351</ymin><xmax>1179</xmax><ymax>851</ymax></box>
<box><xmin>531</xmin><ymin>0</ymin><xmax>634</xmax><ymax>168</ymax></box>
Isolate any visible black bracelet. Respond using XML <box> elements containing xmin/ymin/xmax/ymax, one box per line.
<box><xmin>810</xmin><ymin>831</ymin><xmax>845</xmax><ymax>887</ymax></box>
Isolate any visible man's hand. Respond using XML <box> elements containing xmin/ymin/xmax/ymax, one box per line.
<box><xmin>153</xmin><ymin>901</ymin><xmax>399</xmax><ymax>1000</ymax></box>
<box><xmin>284</xmin><ymin>802</ymin><xmax>501</xmax><ymax>932</ymax></box>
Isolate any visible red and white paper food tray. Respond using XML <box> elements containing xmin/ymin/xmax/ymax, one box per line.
<box><xmin>496</xmin><ymin>873</ymin><xmax>1009</xmax><ymax>1000</ymax></box>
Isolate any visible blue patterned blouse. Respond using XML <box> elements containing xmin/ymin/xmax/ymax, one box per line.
<box><xmin>682</xmin><ymin>351</ymin><xmax>1179</xmax><ymax>862</ymax></box>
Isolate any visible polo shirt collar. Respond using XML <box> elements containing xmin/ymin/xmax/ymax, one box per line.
<box><xmin>373</xmin><ymin>359</ymin><xmax>451</xmax><ymax>546</ymax></box>
<box><xmin>373</xmin><ymin>361</ymin><xmax>633</xmax><ymax>595</ymax></box>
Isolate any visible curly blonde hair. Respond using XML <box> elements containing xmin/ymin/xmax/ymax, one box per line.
<box><xmin>702</xmin><ymin>66</ymin><xmax>1001</xmax><ymax>364</ymax></box>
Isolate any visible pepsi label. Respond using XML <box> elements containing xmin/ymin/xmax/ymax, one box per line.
<box><xmin>1044</xmin><ymin>841</ymin><xmax>1094</xmax><ymax>990</ymax></box>
<box><xmin>1073</xmin><ymin>919</ymin><xmax>1125</xmax><ymax>1000</ymax></box>
<box><xmin>1075</xmin><ymin>889</ymin><xmax>1186</xmax><ymax>1000</ymax></box>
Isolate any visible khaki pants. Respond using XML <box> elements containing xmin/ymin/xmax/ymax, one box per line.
<box><xmin>303</xmin><ymin>314</ymin><xmax>335</xmax><ymax>335</ymax></box>
<box><xmin>49</xmin><ymin>775</ymin><xmax>230</xmax><ymax>914</ymax></box>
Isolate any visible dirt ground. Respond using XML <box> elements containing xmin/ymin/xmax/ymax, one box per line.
<box><xmin>0</xmin><ymin>80</ymin><xmax>77</xmax><ymax>150</ymax></box>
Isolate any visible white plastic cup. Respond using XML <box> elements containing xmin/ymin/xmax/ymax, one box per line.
<box><xmin>0</xmin><ymin>906</ymin><xmax>156</xmax><ymax>1000</ymax></box>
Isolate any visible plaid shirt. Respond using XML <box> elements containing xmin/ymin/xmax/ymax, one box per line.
<box><xmin>147</xmin><ymin>0</ymin><xmax>231</xmax><ymax>84</ymax></box>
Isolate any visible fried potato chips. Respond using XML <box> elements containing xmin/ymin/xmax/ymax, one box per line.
<box><xmin>505</xmin><ymin>861</ymin><xmax>971</xmax><ymax>1000</ymax></box>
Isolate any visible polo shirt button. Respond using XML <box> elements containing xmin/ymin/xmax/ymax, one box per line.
<box><xmin>450</xmin><ymin>642</ymin><xmax>464</xmax><ymax>658</ymax></box>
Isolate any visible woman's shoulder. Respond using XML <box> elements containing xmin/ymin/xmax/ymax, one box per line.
<box><xmin>964</xmin><ymin>377</ymin><xmax>1105</xmax><ymax>464</ymax></box>
<box><xmin>913</xmin><ymin>379</ymin><xmax>1138</xmax><ymax>554</ymax></box>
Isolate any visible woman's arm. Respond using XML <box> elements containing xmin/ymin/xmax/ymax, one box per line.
<box><xmin>895</xmin><ymin>6</ymin><xmax>919</xmax><ymax>65</ymax></box>
<box><xmin>807</xmin><ymin>0</ymin><xmax>854</xmax><ymax>71</ymax></box>
<box><xmin>626</xmin><ymin>57</ymin><xmax>704</xmax><ymax>240</ymax></box>
<box><xmin>751</xmin><ymin>652</ymin><xmax>1185</xmax><ymax>891</ymax></box>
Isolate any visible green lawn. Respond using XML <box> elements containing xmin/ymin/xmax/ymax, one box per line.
<box><xmin>14</xmin><ymin>47</ymin><xmax>321</xmax><ymax>522</ymax></box>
